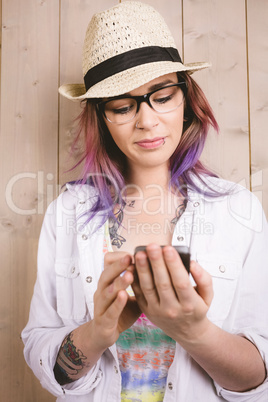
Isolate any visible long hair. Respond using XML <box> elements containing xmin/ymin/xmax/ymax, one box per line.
<box><xmin>70</xmin><ymin>72</ymin><xmax>219</xmax><ymax>225</ymax></box>
<box><xmin>169</xmin><ymin>72</ymin><xmax>219</xmax><ymax>196</ymax></box>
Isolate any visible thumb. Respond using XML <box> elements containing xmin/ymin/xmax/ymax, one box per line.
<box><xmin>190</xmin><ymin>261</ymin><xmax>214</xmax><ymax>307</ymax></box>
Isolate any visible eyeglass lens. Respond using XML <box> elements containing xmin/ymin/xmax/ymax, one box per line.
<box><xmin>104</xmin><ymin>84</ymin><xmax>184</xmax><ymax>124</ymax></box>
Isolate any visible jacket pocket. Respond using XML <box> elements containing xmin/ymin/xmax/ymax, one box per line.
<box><xmin>55</xmin><ymin>259</ymin><xmax>87</xmax><ymax>321</ymax></box>
<box><xmin>196</xmin><ymin>254</ymin><xmax>242</xmax><ymax>326</ymax></box>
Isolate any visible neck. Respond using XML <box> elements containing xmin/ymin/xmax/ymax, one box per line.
<box><xmin>124</xmin><ymin>163</ymin><xmax>170</xmax><ymax>196</ymax></box>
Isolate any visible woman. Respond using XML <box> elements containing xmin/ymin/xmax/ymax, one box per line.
<box><xmin>22</xmin><ymin>2</ymin><xmax>268</xmax><ymax>401</ymax></box>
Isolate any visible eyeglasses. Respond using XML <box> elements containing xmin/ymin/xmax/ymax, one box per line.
<box><xmin>96</xmin><ymin>82</ymin><xmax>186</xmax><ymax>125</ymax></box>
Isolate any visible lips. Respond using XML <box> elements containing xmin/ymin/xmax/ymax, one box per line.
<box><xmin>135</xmin><ymin>137</ymin><xmax>166</xmax><ymax>149</ymax></box>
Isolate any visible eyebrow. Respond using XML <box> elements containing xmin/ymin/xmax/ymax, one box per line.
<box><xmin>123</xmin><ymin>79</ymin><xmax>177</xmax><ymax>97</ymax></box>
<box><xmin>148</xmin><ymin>79</ymin><xmax>176</xmax><ymax>92</ymax></box>
<box><xmin>103</xmin><ymin>79</ymin><xmax>177</xmax><ymax>102</ymax></box>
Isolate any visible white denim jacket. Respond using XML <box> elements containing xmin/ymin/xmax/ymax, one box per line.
<box><xmin>22</xmin><ymin>177</ymin><xmax>268</xmax><ymax>401</ymax></box>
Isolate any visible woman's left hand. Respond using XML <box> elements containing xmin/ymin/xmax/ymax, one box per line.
<box><xmin>132</xmin><ymin>244</ymin><xmax>214</xmax><ymax>344</ymax></box>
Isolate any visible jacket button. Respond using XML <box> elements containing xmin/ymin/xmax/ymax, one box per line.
<box><xmin>114</xmin><ymin>366</ymin><xmax>119</xmax><ymax>374</ymax></box>
<box><xmin>79</xmin><ymin>200</ymin><xmax>86</xmax><ymax>204</ymax></box>
<box><xmin>86</xmin><ymin>276</ymin><xmax>92</xmax><ymax>283</ymax></box>
<box><xmin>193</xmin><ymin>201</ymin><xmax>200</xmax><ymax>207</ymax></box>
<box><xmin>177</xmin><ymin>236</ymin><xmax>184</xmax><ymax>241</ymax></box>
<box><xmin>71</xmin><ymin>267</ymin><xmax>76</xmax><ymax>274</ymax></box>
<box><xmin>82</xmin><ymin>234</ymin><xmax>88</xmax><ymax>240</ymax></box>
<box><xmin>39</xmin><ymin>359</ymin><xmax>42</xmax><ymax>366</ymax></box>
<box><xmin>168</xmin><ymin>381</ymin><xmax>173</xmax><ymax>390</ymax></box>
<box><xmin>219</xmin><ymin>265</ymin><xmax>226</xmax><ymax>273</ymax></box>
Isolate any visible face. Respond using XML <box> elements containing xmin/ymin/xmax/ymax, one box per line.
<box><xmin>104</xmin><ymin>73</ymin><xmax>184</xmax><ymax>172</ymax></box>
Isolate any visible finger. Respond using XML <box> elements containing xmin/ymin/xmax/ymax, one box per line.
<box><xmin>100</xmin><ymin>254</ymin><xmax>132</xmax><ymax>289</ymax></box>
<box><xmin>135</xmin><ymin>249</ymin><xmax>159</xmax><ymax>305</ymax></box>
<box><xmin>95</xmin><ymin>264</ymin><xmax>134</xmax><ymax>316</ymax></box>
<box><xmin>162</xmin><ymin>246</ymin><xmax>193</xmax><ymax>304</ymax></box>
<box><xmin>104</xmin><ymin>251</ymin><xmax>132</xmax><ymax>267</ymax></box>
<box><xmin>190</xmin><ymin>261</ymin><xmax>214</xmax><ymax>306</ymax></box>
<box><xmin>131</xmin><ymin>272</ymin><xmax>147</xmax><ymax>308</ymax></box>
<box><xmin>107</xmin><ymin>266</ymin><xmax>134</xmax><ymax>295</ymax></box>
<box><xmin>146</xmin><ymin>244</ymin><xmax>177</xmax><ymax>305</ymax></box>
<box><xmin>103</xmin><ymin>290</ymin><xmax>128</xmax><ymax>330</ymax></box>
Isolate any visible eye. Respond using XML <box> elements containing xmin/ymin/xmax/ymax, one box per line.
<box><xmin>154</xmin><ymin>94</ymin><xmax>173</xmax><ymax>104</ymax></box>
<box><xmin>105</xmin><ymin>99</ymin><xmax>136</xmax><ymax>115</ymax></box>
<box><xmin>112</xmin><ymin>105</ymin><xmax>135</xmax><ymax>115</ymax></box>
<box><xmin>152</xmin><ymin>87</ymin><xmax>177</xmax><ymax>105</ymax></box>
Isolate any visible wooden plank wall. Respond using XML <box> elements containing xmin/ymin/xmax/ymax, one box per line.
<box><xmin>0</xmin><ymin>0</ymin><xmax>59</xmax><ymax>401</ymax></box>
<box><xmin>184</xmin><ymin>0</ymin><xmax>250</xmax><ymax>184</ymax></box>
<box><xmin>0</xmin><ymin>0</ymin><xmax>267</xmax><ymax>400</ymax></box>
<box><xmin>247</xmin><ymin>0</ymin><xmax>268</xmax><ymax>214</ymax></box>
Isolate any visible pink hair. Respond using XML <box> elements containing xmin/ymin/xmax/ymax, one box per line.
<box><xmin>69</xmin><ymin>72</ymin><xmax>220</xmax><ymax>225</ymax></box>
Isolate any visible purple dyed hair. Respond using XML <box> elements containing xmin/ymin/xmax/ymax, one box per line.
<box><xmin>70</xmin><ymin>72</ymin><xmax>219</xmax><ymax>226</ymax></box>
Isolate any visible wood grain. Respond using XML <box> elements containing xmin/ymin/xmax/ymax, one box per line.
<box><xmin>0</xmin><ymin>0</ymin><xmax>59</xmax><ymax>400</ymax></box>
<box><xmin>247</xmin><ymin>0</ymin><xmax>268</xmax><ymax>214</ymax></box>
<box><xmin>183</xmin><ymin>0</ymin><xmax>250</xmax><ymax>187</ymax></box>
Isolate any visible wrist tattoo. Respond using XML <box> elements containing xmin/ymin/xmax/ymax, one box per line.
<box><xmin>54</xmin><ymin>331</ymin><xmax>90</xmax><ymax>385</ymax></box>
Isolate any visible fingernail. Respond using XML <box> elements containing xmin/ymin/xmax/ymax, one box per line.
<box><xmin>191</xmin><ymin>261</ymin><xmax>200</xmax><ymax>274</ymax></box>
<box><xmin>121</xmin><ymin>255</ymin><xmax>129</xmax><ymax>266</ymax></box>
<box><xmin>136</xmin><ymin>255</ymin><xmax>147</xmax><ymax>266</ymax></box>
<box><xmin>147</xmin><ymin>245</ymin><xmax>159</xmax><ymax>258</ymax></box>
<box><xmin>164</xmin><ymin>247</ymin><xmax>174</xmax><ymax>259</ymax></box>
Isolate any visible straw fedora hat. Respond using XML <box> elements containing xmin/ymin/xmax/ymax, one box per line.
<box><xmin>59</xmin><ymin>1</ymin><xmax>210</xmax><ymax>101</ymax></box>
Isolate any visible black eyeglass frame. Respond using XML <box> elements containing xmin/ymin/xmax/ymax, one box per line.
<box><xmin>96</xmin><ymin>81</ymin><xmax>187</xmax><ymax>124</ymax></box>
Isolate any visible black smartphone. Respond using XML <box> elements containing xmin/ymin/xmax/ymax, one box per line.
<box><xmin>134</xmin><ymin>245</ymin><xmax>190</xmax><ymax>273</ymax></box>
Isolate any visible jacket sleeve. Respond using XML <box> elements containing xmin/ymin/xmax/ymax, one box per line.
<box><xmin>215</xmin><ymin>192</ymin><xmax>268</xmax><ymax>401</ymax></box>
<box><xmin>21</xmin><ymin>197</ymin><xmax>103</xmax><ymax>397</ymax></box>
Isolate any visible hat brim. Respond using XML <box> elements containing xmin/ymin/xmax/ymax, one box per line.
<box><xmin>59</xmin><ymin>60</ymin><xmax>210</xmax><ymax>101</ymax></box>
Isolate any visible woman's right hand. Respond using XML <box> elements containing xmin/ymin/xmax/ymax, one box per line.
<box><xmin>54</xmin><ymin>252</ymin><xmax>140</xmax><ymax>385</ymax></box>
<box><xmin>90</xmin><ymin>252</ymin><xmax>141</xmax><ymax>351</ymax></box>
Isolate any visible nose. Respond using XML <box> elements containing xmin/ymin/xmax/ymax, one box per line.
<box><xmin>135</xmin><ymin>102</ymin><xmax>159</xmax><ymax>130</ymax></box>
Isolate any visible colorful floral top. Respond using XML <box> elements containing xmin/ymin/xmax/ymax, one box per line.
<box><xmin>104</xmin><ymin>222</ymin><xmax>176</xmax><ymax>402</ymax></box>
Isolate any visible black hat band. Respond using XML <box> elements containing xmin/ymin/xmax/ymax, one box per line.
<box><xmin>84</xmin><ymin>46</ymin><xmax>182</xmax><ymax>92</ymax></box>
